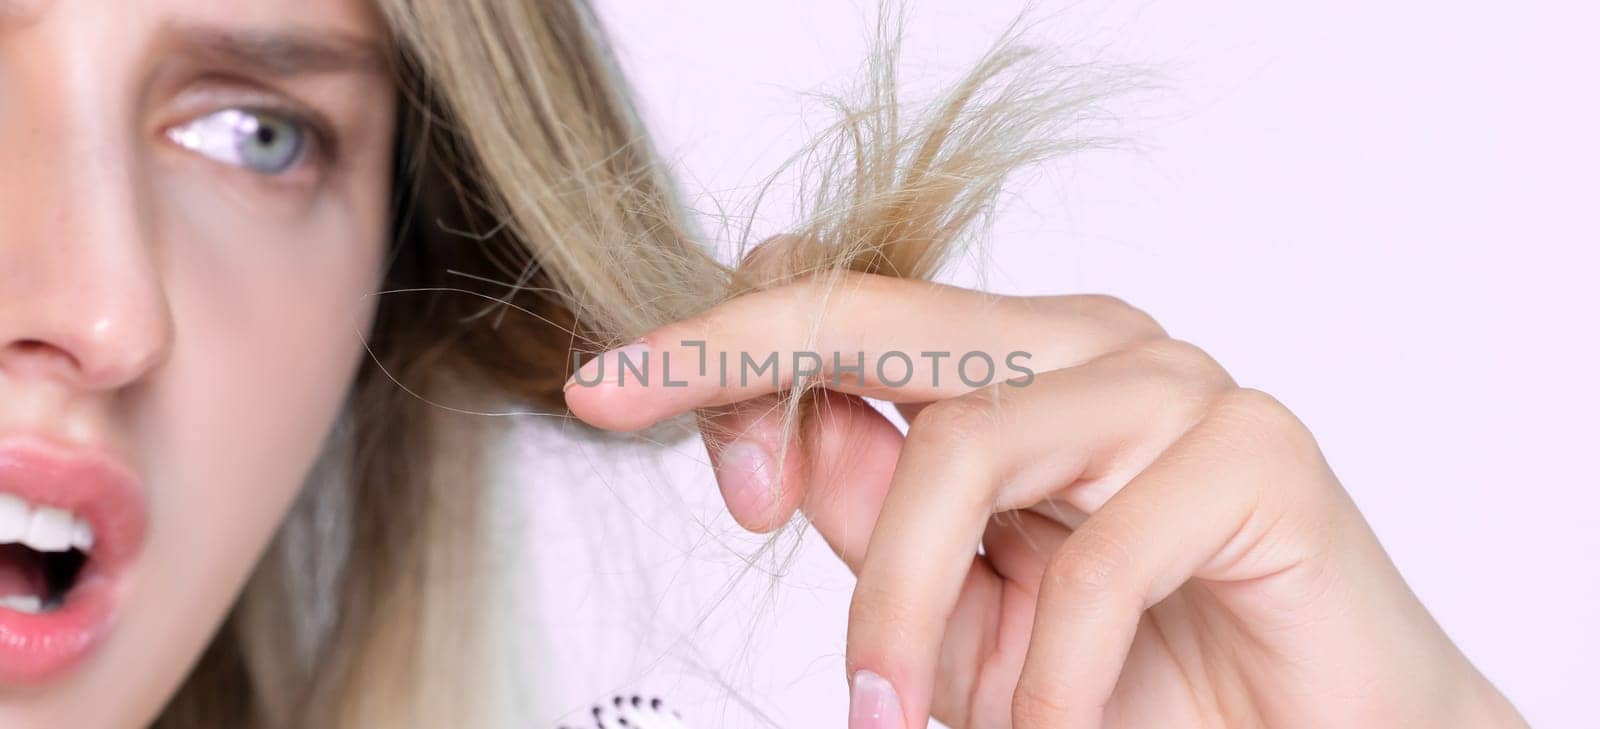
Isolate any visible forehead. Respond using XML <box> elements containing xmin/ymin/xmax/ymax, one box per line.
<box><xmin>1</xmin><ymin>0</ymin><xmax>387</xmax><ymax>40</ymax></box>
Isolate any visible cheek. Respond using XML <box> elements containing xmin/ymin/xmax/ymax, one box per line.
<box><xmin>154</xmin><ymin>189</ymin><xmax>386</xmax><ymax>528</ymax></box>
<box><xmin>113</xmin><ymin>160</ymin><xmax>391</xmax><ymax>692</ymax></box>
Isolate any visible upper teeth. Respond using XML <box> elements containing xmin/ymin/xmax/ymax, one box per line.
<box><xmin>0</xmin><ymin>494</ymin><xmax>93</xmax><ymax>552</ymax></box>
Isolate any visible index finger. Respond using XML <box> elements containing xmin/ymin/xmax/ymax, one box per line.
<box><xmin>562</xmin><ymin>273</ymin><xmax>1155</xmax><ymax>431</ymax></box>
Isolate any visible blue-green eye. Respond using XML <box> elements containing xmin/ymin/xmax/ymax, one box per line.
<box><xmin>166</xmin><ymin>109</ymin><xmax>307</xmax><ymax>175</ymax></box>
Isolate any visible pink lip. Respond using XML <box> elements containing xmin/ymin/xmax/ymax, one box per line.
<box><xmin>0</xmin><ymin>434</ymin><xmax>149</xmax><ymax>684</ymax></box>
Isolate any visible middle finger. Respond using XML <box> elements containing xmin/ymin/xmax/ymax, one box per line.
<box><xmin>840</xmin><ymin>340</ymin><xmax>1233</xmax><ymax>729</ymax></box>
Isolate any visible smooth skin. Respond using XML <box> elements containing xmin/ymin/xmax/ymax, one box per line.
<box><xmin>564</xmin><ymin>237</ymin><xmax>1529</xmax><ymax>728</ymax></box>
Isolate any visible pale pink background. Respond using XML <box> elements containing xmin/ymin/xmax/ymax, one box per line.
<box><xmin>515</xmin><ymin>2</ymin><xmax>1599</xmax><ymax>727</ymax></box>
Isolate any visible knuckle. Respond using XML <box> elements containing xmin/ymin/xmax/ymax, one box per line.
<box><xmin>686</xmin><ymin>305</ymin><xmax>731</xmax><ymax>344</ymax></box>
<box><xmin>1128</xmin><ymin>337</ymin><xmax>1232</xmax><ymax>386</ymax></box>
<box><xmin>1068</xmin><ymin>293</ymin><xmax>1168</xmax><ymax>340</ymax></box>
<box><xmin>734</xmin><ymin>234</ymin><xmax>817</xmax><ymax>290</ymax></box>
<box><xmin>1019</xmin><ymin>293</ymin><xmax>1168</xmax><ymax>362</ymax></box>
<box><xmin>1011</xmin><ymin>680</ymin><xmax>1072</xmax><ymax>728</ymax></box>
<box><xmin>1207</xmin><ymin>387</ymin><xmax>1320</xmax><ymax>459</ymax></box>
<box><xmin>778</xmin><ymin>275</ymin><xmax>829</xmax><ymax>312</ymax></box>
<box><xmin>1194</xmin><ymin>388</ymin><xmax>1343</xmax><ymax>519</ymax></box>
<box><xmin>678</xmin><ymin>308</ymin><xmax>752</xmax><ymax>367</ymax></box>
<box><xmin>845</xmin><ymin>578</ymin><xmax>922</xmax><ymax>648</ymax></box>
<box><xmin>1211</xmin><ymin>387</ymin><xmax>1300</xmax><ymax>434</ymax></box>
<box><xmin>906</xmin><ymin>395</ymin><xmax>1003</xmax><ymax>456</ymax></box>
<box><xmin>784</xmin><ymin>269</ymin><xmax>879</xmax><ymax>325</ymax></box>
<box><xmin>1042</xmin><ymin>531</ymin><xmax>1132</xmax><ymax>600</ymax></box>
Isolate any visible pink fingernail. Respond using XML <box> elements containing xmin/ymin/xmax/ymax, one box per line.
<box><xmin>566</xmin><ymin>340</ymin><xmax>650</xmax><ymax>391</ymax></box>
<box><xmin>849</xmin><ymin>670</ymin><xmax>904</xmax><ymax>729</ymax></box>
<box><xmin>715</xmin><ymin>440</ymin><xmax>775</xmax><ymax>522</ymax></box>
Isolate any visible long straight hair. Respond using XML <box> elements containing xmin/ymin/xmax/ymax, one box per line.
<box><xmin>153</xmin><ymin>0</ymin><xmax>1126</xmax><ymax>726</ymax></box>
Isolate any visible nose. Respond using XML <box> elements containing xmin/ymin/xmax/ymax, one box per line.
<box><xmin>0</xmin><ymin>55</ymin><xmax>174</xmax><ymax>393</ymax></box>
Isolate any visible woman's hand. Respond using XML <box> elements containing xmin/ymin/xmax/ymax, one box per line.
<box><xmin>563</xmin><ymin>248</ymin><xmax>1527</xmax><ymax>728</ymax></box>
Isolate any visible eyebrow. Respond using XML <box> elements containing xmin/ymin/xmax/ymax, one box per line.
<box><xmin>162</xmin><ymin>25</ymin><xmax>390</xmax><ymax>78</ymax></box>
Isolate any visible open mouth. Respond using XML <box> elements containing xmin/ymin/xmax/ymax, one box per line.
<box><xmin>0</xmin><ymin>435</ymin><xmax>147</xmax><ymax>685</ymax></box>
<box><xmin>0</xmin><ymin>497</ymin><xmax>96</xmax><ymax>615</ymax></box>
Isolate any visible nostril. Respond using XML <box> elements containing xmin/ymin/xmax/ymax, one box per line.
<box><xmin>11</xmin><ymin>340</ymin><xmax>74</xmax><ymax>361</ymax></box>
<box><xmin>0</xmin><ymin>339</ymin><xmax>83</xmax><ymax>381</ymax></box>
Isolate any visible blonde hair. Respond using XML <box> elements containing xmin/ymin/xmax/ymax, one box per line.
<box><xmin>153</xmin><ymin>0</ymin><xmax>1129</xmax><ymax>726</ymax></box>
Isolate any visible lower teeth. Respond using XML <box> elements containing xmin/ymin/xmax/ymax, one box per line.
<box><xmin>0</xmin><ymin>594</ymin><xmax>46</xmax><ymax>614</ymax></box>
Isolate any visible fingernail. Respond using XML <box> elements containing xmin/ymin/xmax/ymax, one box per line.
<box><xmin>565</xmin><ymin>340</ymin><xmax>650</xmax><ymax>391</ymax></box>
<box><xmin>849</xmin><ymin>670</ymin><xmax>904</xmax><ymax>729</ymax></box>
<box><xmin>714</xmin><ymin>440</ymin><xmax>775</xmax><ymax>522</ymax></box>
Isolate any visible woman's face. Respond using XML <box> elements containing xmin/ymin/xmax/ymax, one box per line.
<box><xmin>0</xmin><ymin>0</ymin><xmax>394</xmax><ymax>724</ymax></box>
